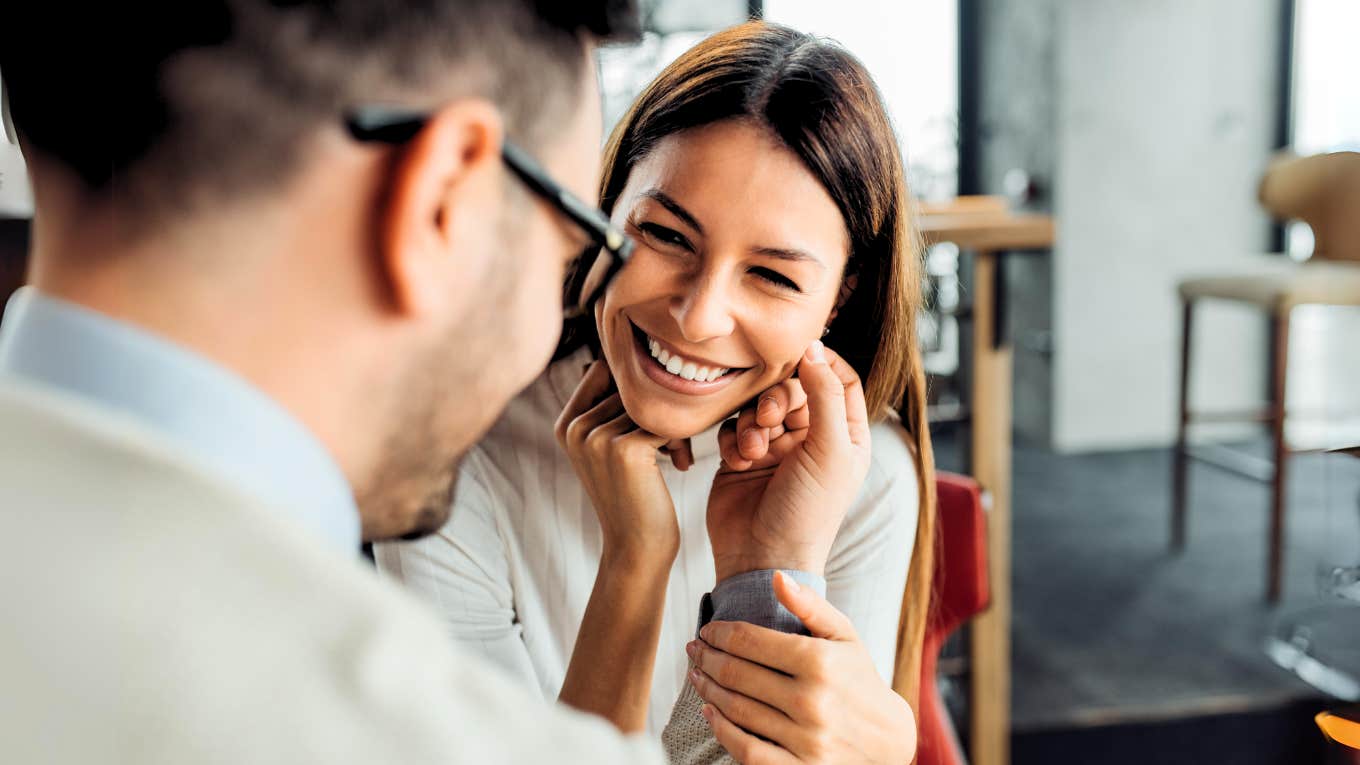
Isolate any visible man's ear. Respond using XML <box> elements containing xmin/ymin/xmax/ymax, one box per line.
<box><xmin>379</xmin><ymin>99</ymin><xmax>504</xmax><ymax>316</ymax></box>
<box><xmin>826</xmin><ymin>272</ymin><xmax>858</xmax><ymax>325</ymax></box>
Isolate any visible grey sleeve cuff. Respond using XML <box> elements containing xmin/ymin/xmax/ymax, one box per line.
<box><xmin>697</xmin><ymin>569</ymin><xmax>827</xmax><ymax>637</ymax></box>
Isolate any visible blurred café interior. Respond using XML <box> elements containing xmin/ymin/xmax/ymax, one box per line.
<box><xmin>2</xmin><ymin>1</ymin><xmax>1358</xmax><ymax>763</ymax></box>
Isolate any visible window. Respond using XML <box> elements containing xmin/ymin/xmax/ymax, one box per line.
<box><xmin>1285</xmin><ymin>0</ymin><xmax>1360</xmax><ymax>258</ymax></box>
<box><xmin>763</xmin><ymin>0</ymin><xmax>959</xmax><ymax>200</ymax></box>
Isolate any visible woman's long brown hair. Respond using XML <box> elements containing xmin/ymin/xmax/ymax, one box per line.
<box><xmin>558</xmin><ymin>20</ymin><xmax>936</xmax><ymax>711</ymax></box>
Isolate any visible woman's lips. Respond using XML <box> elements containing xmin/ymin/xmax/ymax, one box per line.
<box><xmin>629</xmin><ymin>322</ymin><xmax>745</xmax><ymax>396</ymax></box>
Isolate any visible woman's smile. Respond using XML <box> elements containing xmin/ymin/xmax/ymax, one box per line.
<box><xmin>627</xmin><ymin>318</ymin><xmax>750</xmax><ymax>396</ymax></box>
<box><xmin>592</xmin><ymin>120</ymin><xmax>850</xmax><ymax>440</ymax></box>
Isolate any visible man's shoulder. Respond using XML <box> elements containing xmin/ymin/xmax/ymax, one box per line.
<box><xmin>0</xmin><ymin>376</ymin><xmax>661</xmax><ymax>764</ymax></box>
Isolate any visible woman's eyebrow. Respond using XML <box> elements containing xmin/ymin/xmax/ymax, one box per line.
<box><xmin>752</xmin><ymin>246</ymin><xmax>829</xmax><ymax>272</ymax></box>
<box><xmin>641</xmin><ymin>188</ymin><xmax>828</xmax><ymax>272</ymax></box>
<box><xmin>641</xmin><ymin>190</ymin><xmax>704</xmax><ymax>234</ymax></box>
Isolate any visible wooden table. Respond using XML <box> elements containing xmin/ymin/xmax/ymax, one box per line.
<box><xmin>918</xmin><ymin>203</ymin><xmax>1055</xmax><ymax>765</ymax></box>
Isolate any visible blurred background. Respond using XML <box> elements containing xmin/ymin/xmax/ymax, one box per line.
<box><xmin>2</xmin><ymin>1</ymin><xmax>1357</xmax><ymax>763</ymax></box>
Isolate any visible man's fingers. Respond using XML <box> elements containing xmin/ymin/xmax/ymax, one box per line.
<box><xmin>699</xmin><ymin>620</ymin><xmax>806</xmax><ymax>676</ymax></box>
<box><xmin>688</xmin><ymin>637</ymin><xmax>798</xmax><ymax>710</ymax></box>
<box><xmin>688</xmin><ymin>665</ymin><xmax>795</xmax><ymax>745</ymax></box>
<box><xmin>701</xmin><ymin>704</ymin><xmax>799</xmax><ymax>765</ymax></box>
<box><xmin>773</xmin><ymin>570</ymin><xmax>857</xmax><ymax>642</ymax></box>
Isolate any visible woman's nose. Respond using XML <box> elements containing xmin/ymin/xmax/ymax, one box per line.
<box><xmin>669</xmin><ymin>274</ymin><xmax>736</xmax><ymax>343</ymax></box>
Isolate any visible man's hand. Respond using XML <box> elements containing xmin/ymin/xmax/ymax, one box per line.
<box><xmin>689</xmin><ymin>572</ymin><xmax>917</xmax><ymax>765</ymax></box>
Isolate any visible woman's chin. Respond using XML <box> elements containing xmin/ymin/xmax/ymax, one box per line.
<box><xmin>625</xmin><ymin>403</ymin><xmax>722</xmax><ymax>442</ymax></box>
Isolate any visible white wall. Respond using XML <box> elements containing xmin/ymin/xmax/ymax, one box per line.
<box><xmin>1051</xmin><ymin>0</ymin><xmax>1282</xmax><ymax>452</ymax></box>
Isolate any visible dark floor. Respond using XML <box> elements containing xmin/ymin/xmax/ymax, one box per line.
<box><xmin>932</xmin><ymin>428</ymin><xmax>1360</xmax><ymax>763</ymax></box>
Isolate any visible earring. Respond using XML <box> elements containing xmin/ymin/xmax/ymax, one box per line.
<box><xmin>822</xmin><ymin>326</ymin><xmax>831</xmax><ymax>338</ymax></box>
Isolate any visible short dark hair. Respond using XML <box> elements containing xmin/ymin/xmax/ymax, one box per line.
<box><xmin>0</xmin><ymin>1</ymin><xmax>638</xmax><ymax>217</ymax></box>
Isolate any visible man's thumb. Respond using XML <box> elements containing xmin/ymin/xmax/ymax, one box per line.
<box><xmin>774</xmin><ymin>571</ymin><xmax>855</xmax><ymax>641</ymax></box>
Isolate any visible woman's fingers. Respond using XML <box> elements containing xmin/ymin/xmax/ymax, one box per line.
<box><xmin>797</xmin><ymin>342</ymin><xmax>849</xmax><ymax>448</ymax></box>
<box><xmin>773</xmin><ymin>571</ymin><xmax>857</xmax><ymax>642</ymax></box>
<box><xmin>736</xmin><ymin>407</ymin><xmax>768</xmax><ymax>461</ymax></box>
<box><xmin>721</xmin><ymin>421</ymin><xmax>804</xmax><ymax>473</ymax></box>
<box><xmin>701</xmin><ymin>704</ymin><xmax>799</xmax><ymax>765</ymax></box>
<box><xmin>564</xmin><ymin>393</ymin><xmax>625</xmax><ymax>444</ymax></box>
<box><xmin>665</xmin><ymin>438</ymin><xmax>695</xmax><ymax>471</ymax></box>
<box><xmin>821</xmin><ymin>346</ymin><xmax>870</xmax><ymax>447</ymax></box>
<box><xmin>756</xmin><ymin>379</ymin><xmax>808</xmax><ymax>430</ymax></box>
<box><xmin>688</xmin><ymin>665</ymin><xmax>796</xmax><ymax>743</ymax></box>
<box><xmin>718</xmin><ymin>420</ymin><xmax>754</xmax><ymax>471</ymax></box>
<box><xmin>797</xmin><ymin>341</ymin><xmax>870</xmax><ymax>450</ymax></box>
<box><xmin>553</xmin><ymin>360</ymin><xmax>615</xmax><ymax>444</ymax></box>
<box><xmin>587</xmin><ymin>408</ymin><xmax>639</xmax><ymax>444</ymax></box>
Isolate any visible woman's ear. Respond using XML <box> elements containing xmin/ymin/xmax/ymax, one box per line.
<box><xmin>378</xmin><ymin>99</ymin><xmax>504</xmax><ymax>317</ymax></box>
<box><xmin>826</xmin><ymin>273</ymin><xmax>859</xmax><ymax>326</ymax></box>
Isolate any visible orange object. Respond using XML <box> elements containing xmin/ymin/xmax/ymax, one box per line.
<box><xmin>1318</xmin><ymin>711</ymin><xmax>1360</xmax><ymax>750</ymax></box>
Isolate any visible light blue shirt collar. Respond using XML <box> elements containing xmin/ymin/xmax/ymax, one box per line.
<box><xmin>0</xmin><ymin>287</ymin><xmax>361</xmax><ymax>554</ymax></box>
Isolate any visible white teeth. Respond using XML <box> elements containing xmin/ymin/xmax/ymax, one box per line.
<box><xmin>643</xmin><ymin>330</ymin><xmax>733</xmax><ymax>383</ymax></box>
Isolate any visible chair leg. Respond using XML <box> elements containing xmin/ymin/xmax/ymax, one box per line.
<box><xmin>1266</xmin><ymin>308</ymin><xmax>1291</xmax><ymax>604</ymax></box>
<box><xmin>1171</xmin><ymin>299</ymin><xmax>1193</xmax><ymax>551</ymax></box>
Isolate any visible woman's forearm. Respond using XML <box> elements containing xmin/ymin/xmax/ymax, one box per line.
<box><xmin>558</xmin><ymin>546</ymin><xmax>674</xmax><ymax>732</ymax></box>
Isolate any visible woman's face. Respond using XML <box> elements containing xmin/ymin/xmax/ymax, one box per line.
<box><xmin>595</xmin><ymin>119</ymin><xmax>850</xmax><ymax>440</ymax></box>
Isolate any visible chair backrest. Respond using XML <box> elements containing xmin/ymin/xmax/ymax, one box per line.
<box><xmin>1258</xmin><ymin>151</ymin><xmax>1360</xmax><ymax>263</ymax></box>
<box><xmin>910</xmin><ymin>472</ymin><xmax>990</xmax><ymax>765</ymax></box>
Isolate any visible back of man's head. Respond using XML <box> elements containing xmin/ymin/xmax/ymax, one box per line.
<box><xmin>0</xmin><ymin>1</ymin><xmax>638</xmax><ymax>225</ymax></box>
<box><xmin>0</xmin><ymin>1</ymin><xmax>640</xmax><ymax>543</ymax></box>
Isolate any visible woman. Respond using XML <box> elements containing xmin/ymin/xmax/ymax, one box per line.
<box><xmin>376</xmin><ymin>20</ymin><xmax>936</xmax><ymax>758</ymax></box>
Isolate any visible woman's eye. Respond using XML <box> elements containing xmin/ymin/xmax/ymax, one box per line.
<box><xmin>751</xmin><ymin>267</ymin><xmax>801</xmax><ymax>292</ymax></box>
<box><xmin>637</xmin><ymin>222</ymin><xmax>690</xmax><ymax>249</ymax></box>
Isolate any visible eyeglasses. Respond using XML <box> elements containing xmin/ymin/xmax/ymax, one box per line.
<box><xmin>345</xmin><ymin>105</ymin><xmax>634</xmax><ymax>319</ymax></box>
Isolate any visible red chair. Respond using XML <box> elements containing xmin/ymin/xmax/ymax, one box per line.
<box><xmin>916</xmin><ymin>472</ymin><xmax>991</xmax><ymax>765</ymax></box>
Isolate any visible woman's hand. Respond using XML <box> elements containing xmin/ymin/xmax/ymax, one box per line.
<box><xmin>554</xmin><ymin>359</ymin><xmax>680</xmax><ymax>731</ymax></box>
<box><xmin>688</xmin><ymin>572</ymin><xmax>917</xmax><ymax>765</ymax></box>
<box><xmin>707</xmin><ymin>341</ymin><xmax>871</xmax><ymax>581</ymax></box>
<box><xmin>555</xmin><ymin>359</ymin><xmax>679</xmax><ymax>563</ymax></box>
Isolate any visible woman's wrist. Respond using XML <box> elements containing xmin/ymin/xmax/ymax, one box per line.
<box><xmin>601</xmin><ymin>534</ymin><xmax>679</xmax><ymax>575</ymax></box>
<box><xmin>713</xmin><ymin>551</ymin><xmax>825</xmax><ymax>584</ymax></box>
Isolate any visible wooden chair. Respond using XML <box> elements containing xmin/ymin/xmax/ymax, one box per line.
<box><xmin>906</xmin><ymin>472</ymin><xmax>990</xmax><ymax>765</ymax></box>
<box><xmin>1171</xmin><ymin>151</ymin><xmax>1360</xmax><ymax>602</ymax></box>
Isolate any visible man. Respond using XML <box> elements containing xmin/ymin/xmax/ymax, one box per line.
<box><xmin>0</xmin><ymin>3</ymin><xmax>890</xmax><ymax>763</ymax></box>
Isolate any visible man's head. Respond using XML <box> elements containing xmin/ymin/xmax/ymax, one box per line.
<box><xmin>0</xmin><ymin>1</ymin><xmax>638</xmax><ymax>540</ymax></box>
